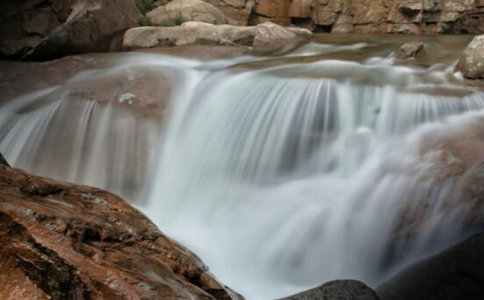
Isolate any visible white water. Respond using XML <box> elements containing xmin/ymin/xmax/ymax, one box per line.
<box><xmin>1</xmin><ymin>42</ymin><xmax>484</xmax><ymax>299</ymax></box>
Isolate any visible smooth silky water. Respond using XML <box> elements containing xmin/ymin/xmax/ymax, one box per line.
<box><xmin>1</xmin><ymin>35</ymin><xmax>483</xmax><ymax>299</ymax></box>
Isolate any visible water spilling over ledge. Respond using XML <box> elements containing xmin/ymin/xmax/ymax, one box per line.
<box><xmin>1</xmin><ymin>36</ymin><xmax>484</xmax><ymax>299</ymax></box>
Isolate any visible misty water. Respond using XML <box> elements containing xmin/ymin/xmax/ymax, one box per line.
<box><xmin>1</xmin><ymin>35</ymin><xmax>483</xmax><ymax>299</ymax></box>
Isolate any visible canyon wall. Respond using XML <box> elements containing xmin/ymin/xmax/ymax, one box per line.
<box><xmin>212</xmin><ymin>0</ymin><xmax>484</xmax><ymax>33</ymax></box>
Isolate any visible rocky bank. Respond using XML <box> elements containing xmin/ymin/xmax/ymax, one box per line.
<box><xmin>0</xmin><ymin>164</ymin><xmax>241</xmax><ymax>300</ymax></box>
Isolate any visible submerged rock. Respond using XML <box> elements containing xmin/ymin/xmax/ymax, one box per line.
<box><xmin>395</xmin><ymin>42</ymin><xmax>424</xmax><ymax>60</ymax></box>
<box><xmin>148</xmin><ymin>0</ymin><xmax>228</xmax><ymax>26</ymax></box>
<box><xmin>123</xmin><ymin>22</ymin><xmax>312</xmax><ymax>54</ymax></box>
<box><xmin>279</xmin><ymin>280</ymin><xmax>379</xmax><ymax>300</ymax></box>
<box><xmin>0</xmin><ymin>165</ymin><xmax>242</xmax><ymax>300</ymax></box>
<box><xmin>0</xmin><ymin>0</ymin><xmax>140</xmax><ymax>61</ymax></box>
<box><xmin>456</xmin><ymin>35</ymin><xmax>484</xmax><ymax>80</ymax></box>
<box><xmin>377</xmin><ymin>232</ymin><xmax>484</xmax><ymax>300</ymax></box>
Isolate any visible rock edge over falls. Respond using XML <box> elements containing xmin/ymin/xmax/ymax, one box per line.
<box><xmin>0</xmin><ymin>164</ymin><xmax>242</xmax><ymax>300</ymax></box>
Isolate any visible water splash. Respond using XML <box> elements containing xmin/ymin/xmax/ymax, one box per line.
<box><xmin>145</xmin><ymin>59</ymin><xmax>484</xmax><ymax>299</ymax></box>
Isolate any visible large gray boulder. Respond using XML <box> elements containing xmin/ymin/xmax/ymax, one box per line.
<box><xmin>0</xmin><ymin>0</ymin><xmax>140</xmax><ymax>61</ymax></box>
<box><xmin>456</xmin><ymin>35</ymin><xmax>484</xmax><ymax>80</ymax></box>
<box><xmin>279</xmin><ymin>280</ymin><xmax>380</xmax><ymax>300</ymax></box>
<box><xmin>123</xmin><ymin>22</ymin><xmax>312</xmax><ymax>54</ymax></box>
<box><xmin>147</xmin><ymin>0</ymin><xmax>228</xmax><ymax>26</ymax></box>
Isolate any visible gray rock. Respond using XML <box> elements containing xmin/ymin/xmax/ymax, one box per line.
<box><xmin>123</xmin><ymin>22</ymin><xmax>312</xmax><ymax>54</ymax></box>
<box><xmin>456</xmin><ymin>35</ymin><xmax>484</xmax><ymax>80</ymax></box>
<box><xmin>279</xmin><ymin>280</ymin><xmax>380</xmax><ymax>300</ymax></box>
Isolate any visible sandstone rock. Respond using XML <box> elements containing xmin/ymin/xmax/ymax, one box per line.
<box><xmin>289</xmin><ymin>0</ymin><xmax>313</xmax><ymax>18</ymax></box>
<box><xmin>0</xmin><ymin>0</ymin><xmax>140</xmax><ymax>61</ymax></box>
<box><xmin>395</xmin><ymin>41</ymin><xmax>424</xmax><ymax>59</ymax></box>
<box><xmin>253</xmin><ymin>22</ymin><xmax>312</xmax><ymax>53</ymax></box>
<box><xmin>377</xmin><ymin>232</ymin><xmax>484</xmax><ymax>300</ymax></box>
<box><xmin>279</xmin><ymin>280</ymin><xmax>380</xmax><ymax>300</ymax></box>
<box><xmin>123</xmin><ymin>22</ymin><xmax>311</xmax><ymax>54</ymax></box>
<box><xmin>147</xmin><ymin>0</ymin><xmax>228</xmax><ymax>26</ymax></box>
<box><xmin>450</xmin><ymin>11</ymin><xmax>484</xmax><ymax>34</ymax></box>
<box><xmin>456</xmin><ymin>35</ymin><xmax>484</xmax><ymax>80</ymax></box>
<box><xmin>0</xmin><ymin>165</ymin><xmax>241</xmax><ymax>300</ymax></box>
<box><xmin>123</xmin><ymin>22</ymin><xmax>256</xmax><ymax>50</ymax></box>
<box><xmin>399</xmin><ymin>0</ymin><xmax>423</xmax><ymax>15</ymax></box>
<box><xmin>205</xmin><ymin>0</ymin><xmax>255</xmax><ymax>25</ymax></box>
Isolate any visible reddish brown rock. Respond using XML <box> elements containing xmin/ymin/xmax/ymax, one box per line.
<box><xmin>0</xmin><ymin>165</ymin><xmax>242</xmax><ymax>300</ymax></box>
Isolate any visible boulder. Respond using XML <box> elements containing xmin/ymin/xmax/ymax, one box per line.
<box><xmin>456</xmin><ymin>35</ymin><xmax>484</xmax><ymax>80</ymax></box>
<box><xmin>147</xmin><ymin>0</ymin><xmax>228</xmax><ymax>26</ymax></box>
<box><xmin>0</xmin><ymin>165</ymin><xmax>242</xmax><ymax>300</ymax></box>
<box><xmin>0</xmin><ymin>0</ymin><xmax>140</xmax><ymax>61</ymax></box>
<box><xmin>253</xmin><ymin>22</ymin><xmax>311</xmax><ymax>54</ymax></box>
<box><xmin>123</xmin><ymin>22</ymin><xmax>255</xmax><ymax>49</ymax></box>
<box><xmin>377</xmin><ymin>233</ymin><xmax>484</xmax><ymax>300</ymax></box>
<box><xmin>123</xmin><ymin>22</ymin><xmax>312</xmax><ymax>54</ymax></box>
<box><xmin>279</xmin><ymin>280</ymin><xmax>380</xmax><ymax>300</ymax></box>
<box><xmin>395</xmin><ymin>42</ymin><xmax>424</xmax><ymax>59</ymax></box>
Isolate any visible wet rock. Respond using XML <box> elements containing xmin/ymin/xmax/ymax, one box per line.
<box><xmin>395</xmin><ymin>42</ymin><xmax>424</xmax><ymax>59</ymax></box>
<box><xmin>0</xmin><ymin>165</ymin><xmax>242</xmax><ymax>300</ymax></box>
<box><xmin>123</xmin><ymin>22</ymin><xmax>311</xmax><ymax>54</ymax></box>
<box><xmin>147</xmin><ymin>0</ymin><xmax>228</xmax><ymax>26</ymax></box>
<box><xmin>0</xmin><ymin>153</ymin><xmax>8</xmax><ymax>167</ymax></box>
<box><xmin>377</xmin><ymin>232</ymin><xmax>484</xmax><ymax>300</ymax></box>
<box><xmin>279</xmin><ymin>280</ymin><xmax>380</xmax><ymax>300</ymax></box>
<box><xmin>456</xmin><ymin>35</ymin><xmax>484</xmax><ymax>80</ymax></box>
<box><xmin>0</xmin><ymin>0</ymin><xmax>140</xmax><ymax>61</ymax></box>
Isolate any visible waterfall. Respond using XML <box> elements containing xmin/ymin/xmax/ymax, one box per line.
<box><xmin>145</xmin><ymin>56</ymin><xmax>484</xmax><ymax>299</ymax></box>
<box><xmin>1</xmin><ymin>40</ymin><xmax>484</xmax><ymax>299</ymax></box>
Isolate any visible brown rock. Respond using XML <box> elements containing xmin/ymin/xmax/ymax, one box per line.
<box><xmin>0</xmin><ymin>165</ymin><xmax>242</xmax><ymax>300</ymax></box>
<box><xmin>147</xmin><ymin>0</ymin><xmax>228</xmax><ymax>26</ymax></box>
<box><xmin>0</xmin><ymin>0</ymin><xmax>140</xmax><ymax>61</ymax></box>
<box><xmin>395</xmin><ymin>41</ymin><xmax>424</xmax><ymax>59</ymax></box>
<box><xmin>289</xmin><ymin>0</ymin><xmax>313</xmax><ymax>18</ymax></box>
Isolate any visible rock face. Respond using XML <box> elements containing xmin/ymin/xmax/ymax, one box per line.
<box><xmin>0</xmin><ymin>153</ymin><xmax>8</xmax><ymax>167</ymax></box>
<box><xmin>377</xmin><ymin>232</ymin><xmax>484</xmax><ymax>300</ymax></box>
<box><xmin>279</xmin><ymin>280</ymin><xmax>380</xmax><ymax>300</ymax></box>
<box><xmin>0</xmin><ymin>0</ymin><xmax>140</xmax><ymax>61</ymax></box>
<box><xmin>123</xmin><ymin>22</ymin><xmax>312</xmax><ymax>54</ymax></box>
<box><xmin>395</xmin><ymin>41</ymin><xmax>424</xmax><ymax>59</ymax></box>
<box><xmin>0</xmin><ymin>165</ymin><xmax>241</xmax><ymax>300</ymax></box>
<box><xmin>183</xmin><ymin>0</ymin><xmax>484</xmax><ymax>33</ymax></box>
<box><xmin>456</xmin><ymin>35</ymin><xmax>484</xmax><ymax>80</ymax></box>
<box><xmin>147</xmin><ymin>0</ymin><xmax>228</xmax><ymax>26</ymax></box>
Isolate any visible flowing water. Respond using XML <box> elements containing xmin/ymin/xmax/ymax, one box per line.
<box><xmin>1</xmin><ymin>35</ymin><xmax>484</xmax><ymax>299</ymax></box>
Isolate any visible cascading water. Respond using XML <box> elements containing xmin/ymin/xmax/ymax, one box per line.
<box><xmin>1</xmin><ymin>37</ymin><xmax>484</xmax><ymax>299</ymax></box>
